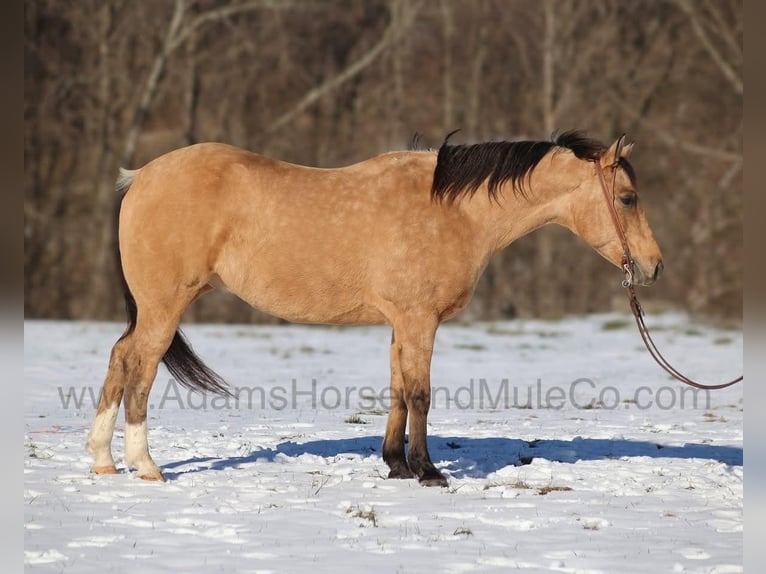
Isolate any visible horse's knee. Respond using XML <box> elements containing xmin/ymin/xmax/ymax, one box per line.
<box><xmin>404</xmin><ymin>385</ymin><xmax>431</xmax><ymax>413</ymax></box>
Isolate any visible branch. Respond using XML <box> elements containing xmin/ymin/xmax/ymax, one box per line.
<box><xmin>264</xmin><ymin>1</ymin><xmax>425</xmax><ymax>135</ymax></box>
<box><xmin>607</xmin><ymin>93</ymin><xmax>741</xmax><ymax>163</ymax></box>
<box><xmin>169</xmin><ymin>0</ymin><xmax>296</xmax><ymax>52</ymax></box>
<box><xmin>121</xmin><ymin>0</ymin><xmax>288</xmax><ymax>166</ymax></box>
<box><xmin>674</xmin><ymin>0</ymin><xmax>742</xmax><ymax>95</ymax></box>
<box><xmin>120</xmin><ymin>0</ymin><xmax>187</xmax><ymax>166</ymax></box>
<box><xmin>705</xmin><ymin>0</ymin><xmax>743</xmax><ymax>59</ymax></box>
<box><xmin>541</xmin><ymin>0</ymin><xmax>556</xmax><ymax>134</ymax></box>
<box><xmin>717</xmin><ymin>158</ymin><xmax>742</xmax><ymax>189</ymax></box>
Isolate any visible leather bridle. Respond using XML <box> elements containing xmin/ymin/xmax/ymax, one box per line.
<box><xmin>594</xmin><ymin>159</ymin><xmax>742</xmax><ymax>391</ymax></box>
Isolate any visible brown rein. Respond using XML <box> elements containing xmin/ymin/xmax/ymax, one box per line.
<box><xmin>594</xmin><ymin>161</ymin><xmax>742</xmax><ymax>391</ymax></box>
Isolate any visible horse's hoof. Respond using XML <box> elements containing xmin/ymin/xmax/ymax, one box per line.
<box><xmin>418</xmin><ymin>472</ymin><xmax>448</xmax><ymax>487</ymax></box>
<box><xmin>388</xmin><ymin>468</ymin><xmax>416</xmax><ymax>479</ymax></box>
<box><xmin>138</xmin><ymin>471</ymin><xmax>166</xmax><ymax>482</ymax></box>
<box><xmin>91</xmin><ymin>465</ymin><xmax>118</xmax><ymax>475</ymax></box>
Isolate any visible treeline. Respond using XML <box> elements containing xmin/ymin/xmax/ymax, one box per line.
<box><xmin>24</xmin><ymin>0</ymin><xmax>742</xmax><ymax>323</ymax></box>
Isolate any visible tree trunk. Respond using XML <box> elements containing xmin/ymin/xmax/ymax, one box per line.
<box><xmin>534</xmin><ymin>0</ymin><xmax>563</xmax><ymax>318</ymax></box>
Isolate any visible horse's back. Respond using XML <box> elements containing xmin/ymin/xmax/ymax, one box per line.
<box><xmin>127</xmin><ymin>142</ymin><xmax>432</xmax><ymax>201</ymax></box>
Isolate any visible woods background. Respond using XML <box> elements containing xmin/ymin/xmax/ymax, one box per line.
<box><xmin>24</xmin><ymin>0</ymin><xmax>742</xmax><ymax>325</ymax></box>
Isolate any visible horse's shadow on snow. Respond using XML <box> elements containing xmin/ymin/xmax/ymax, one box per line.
<box><xmin>161</xmin><ymin>435</ymin><xmax>742</xmax><ymax>481</ymax></box>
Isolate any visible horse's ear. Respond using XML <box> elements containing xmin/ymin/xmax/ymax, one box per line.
<box><xmin>602</xmin><ymin>134</ymin><xmax>633</xmax><ymax>165</ymax></box>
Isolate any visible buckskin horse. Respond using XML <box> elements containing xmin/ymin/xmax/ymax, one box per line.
<box><xmin>87</xmin><ymin>131</ymin><xmax>663</xmax><ymax>486</ymax></box>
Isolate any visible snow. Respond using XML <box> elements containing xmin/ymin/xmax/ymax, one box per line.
<box><xmin>24</xmin><ymin>312</ymin><xmax>743</xmax><ymax>573</ymax></box>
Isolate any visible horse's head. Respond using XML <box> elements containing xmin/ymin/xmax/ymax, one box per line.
<box><xmin>567</xmin><ymin>136</ymin><xmax>664</xmax><ymax>286</ymax></box>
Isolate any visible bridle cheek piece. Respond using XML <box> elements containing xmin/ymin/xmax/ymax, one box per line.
<box><xmin>593</xmin><ymin>159</ymin><xmax>742</xmax><ymax>391</ymax></box>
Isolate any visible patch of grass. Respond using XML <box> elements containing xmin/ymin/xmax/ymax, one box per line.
<box><xmin>486</xmin><ymin>325</ymin><xmax>524</xmax><ymax>336</ymax></box>
<box><xmin>489</xmin><ymin>326</ymin><xmax>567</xmax><ymax>337</ymax></box>
<box><xmin>269</xmin><ymin>347</ymin><xmax>293</xmax><ymax>360</ymax></box>
<box><xmin>703</xmin><ymin>412</ymin><xmax>727</xmax><ymax>423</ymax></box>
<box><xmin>536</xmin><ymin>330</ymin><xmax>564</xmax><ymax>338</ymax></box>
<box><xmin>537</xmin><ymin>485</ymin><xmax>573</xmax><ymax>496</ymax></box>
<box><xmin>601</xmin><ymin>319</ymin><xmax>631</xmax><ymax>331</ymax></box>
<box><xmin>454</xmin><ymin>343</ymin><xmax>487</xmax><ymax>351</ymax></box>
<box><xmin>26</xmin><ymin>441</ymin><xmax>39</xmax><ymax>458</ymax></box>
<box><xmin>362</xmin><ymin>408</ymin><xmax>388</xmax><ymax>416</ymax></box>
<box><xmin>713</xmin><ymin>337</ymin><xmax>733</xmax><ymax>345</ymax></box>
<box><xmin>453</xmin><ymin>526</ymin><xmax>473</xmax><ymax>537</ymax></box>
<box><xmin>233</xmin><ymin>329</ymin><xmax>272</xmax><ymax>339</ymax></box>
<box><xmin>484</xmin><ymin>479</ymin><xmax>571</xmax><ymax>495</ymax></box>
<box><xmin>347</xmin><ymin>506</ymin><xmax>377</xmax><ymax>527</ymax></box>
<box><xmin>26</xmin><ymin>441</ymin><xmax>52</xmax><ymax>460</ymax></box>
<box><xmin>328</xmin><ymin>325</ymin><xmax>351</xmax><ymax>332</ymax></box>
<box><xmin>344</xmin><ymin>414</ymin><xmax>368</xmax><ymax>425</ymax></box>
<box><xmin>310</xmin><ymin>474</ymin><xmax>330</xmax><ymax>495</ymax></box>
<box><xmin>483</xmin><ymin>479</ymin><xmax>530</xmax><ymax>491</ymax></box>
<box><xmin>299</xmin><ymin>345</ymin><xmax>317</xmax><ymax>354</ymax></box>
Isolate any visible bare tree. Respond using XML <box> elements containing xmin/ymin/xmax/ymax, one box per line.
<box><xmin>25</xmin><ymin>0</ymin><xmax>742</xmax><ymax>323</ymax></box>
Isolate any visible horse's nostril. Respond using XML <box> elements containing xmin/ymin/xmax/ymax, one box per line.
<box><xmin>654</xmin><ymin>261</ymin><xmax>664</xmax><ymax>280</ymax></box>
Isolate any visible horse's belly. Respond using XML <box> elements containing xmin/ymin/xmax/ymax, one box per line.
<box><xmin>246</xmin><ymin>294</ymin><xmax>388</xmax><ymax>326</ymax></box>
<box><xmin>278</xmin><ymin>304</ymin><xmax>388</xmax><ymax>326</ymax></box>
<box><xmin>212</xmin><ymin>272</ymin><xmax>388</xmax><ymax>326</ymax></box>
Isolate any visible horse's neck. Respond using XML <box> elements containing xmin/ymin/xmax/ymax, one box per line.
<box><xmin>466</xmin><ymin>164</ymin><xmax>578</xmax><ymax>256</ymax></box>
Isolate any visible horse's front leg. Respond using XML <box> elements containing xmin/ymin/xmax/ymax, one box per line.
<box><xmin>382</xmin><ymin>330</ymin><xmax>415</xmax><ymax>479</ymax></box>
<box><xmin>394</xmin><ymin>314</ymin><xmax>447</xmax><ymax>487</ymax></box>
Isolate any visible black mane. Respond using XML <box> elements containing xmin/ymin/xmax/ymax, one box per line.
<box><xmin>430</xmin><ymin>130</ymin><xmax>632</xmax><ymax>203</ymax></box>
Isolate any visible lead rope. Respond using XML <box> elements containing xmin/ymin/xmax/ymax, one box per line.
<box><xmin>594</xmin><ymin>161</ymin><xmax>742</xmax><ymax>391</ymax></box>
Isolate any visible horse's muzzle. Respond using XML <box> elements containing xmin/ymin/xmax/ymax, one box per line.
<box><xmin>637</xmin><ymin>259</ymin><xmax>663</xmax><ymax>286</ymax></box>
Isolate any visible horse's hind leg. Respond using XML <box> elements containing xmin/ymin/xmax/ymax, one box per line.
<box><xmin>87</xmin><ymin>310</ymin><xmax>181</xmax><ymax>479</ymax></box>
<box><xmin>87</xmin><ymin>336</ymin><xmax>131</xmax><ymax>474</ymax></box>
<box><xmin>88</xmin><ymin>278</ymin><xmax>199</xmax><ymax>480</ymax></box>
<box><xmin>121</xmin><ymin>306</ymin><xmax>189</xmax><ymax>481</ymax></box>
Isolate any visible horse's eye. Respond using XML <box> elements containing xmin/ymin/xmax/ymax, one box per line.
<box><xmin>619</xmin><ymin>194</ymin><xmax>637</xmax><ymax>207</ymax></box>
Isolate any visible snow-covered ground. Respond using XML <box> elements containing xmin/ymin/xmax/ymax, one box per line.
<box><xmin>24</xmin><ymin>312</ymin><xmax>743</xmax><ymax>573</ymax></box>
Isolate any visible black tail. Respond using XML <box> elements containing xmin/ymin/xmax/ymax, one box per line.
<box><xmin>114</xmin><ymin>172</ymin><xmax>231</xmax><ymax>397</ymax></box>
<box><xmin>161</xmin><ymin>330</ymin><xmax>232</xmax><ymax>396</ymax></box>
